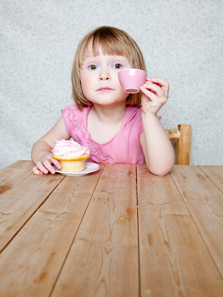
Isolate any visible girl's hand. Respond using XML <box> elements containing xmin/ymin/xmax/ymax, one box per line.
<box><xmin>140</xmin><ymin>77</ymin><xmax>170</xmax><ymax>115</ymax></box>
<box><xmin>32</xmin><ymin>153</ymin><xmax>61</xmax><ymax>175</ymax></box>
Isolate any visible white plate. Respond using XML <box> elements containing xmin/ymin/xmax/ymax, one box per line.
<box><xmin>53</xmin><ymin>162</ymin><xmax>100</xmax><ymax>176</ymax></box>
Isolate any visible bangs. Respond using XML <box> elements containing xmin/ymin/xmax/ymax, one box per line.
<box><xmin>80</xmin><ymin>27</ymin><xmax>132</xmax><ymax>64</ymax></box>
<box><xmin>91</xmin><ymin>32</ymin><xmax>129</xmax><ymax>57</ymax></box>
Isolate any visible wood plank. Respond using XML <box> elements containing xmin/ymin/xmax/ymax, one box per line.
<box><xmin>170</xmin><ymin>165</ymin><xmax>223</xmax><ymax>278</ymax></box>
<box><xmin>137</xmin><ymin>164</ymin><xmax>223</xmax><ymax>297</ymax></box>
<box><xmin>199</xmin><ymin>165</ymin><xmax>223</xmax><ymax>192</ymax></box>
<box><xmin>0</xmin><ymin>170</ymin><xmax>64</xmax><ymax>252</ymax></box>
<box><xmin>0</xmin><ymin>160</ymin><xmax>34</xmax><ymax>195</ymax></box>
<box><xmin>52</xmin><ymin>164</ymin><xmax>139</xmax><ymax>297</ymax></box>
<box><xmin>0</xmin><ymin>166</ymin><xmax>104</xmax><ymax>296</ymax></box>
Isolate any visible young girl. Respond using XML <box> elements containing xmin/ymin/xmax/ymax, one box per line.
<box><xmin>31</xmin><ymin>26</ymin><xmax>175</xmax><ymax>176</ymax></box>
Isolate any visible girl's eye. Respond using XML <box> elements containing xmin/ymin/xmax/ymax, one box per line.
<box><xmin>113</xmin><ymin>63</ymin><xmax>123</xmax><ymax>69</ymax></box>
<box><xmin>88</xmin><ymin>65</ymin><xmax>97</xmax><ymax>70</ymax></box>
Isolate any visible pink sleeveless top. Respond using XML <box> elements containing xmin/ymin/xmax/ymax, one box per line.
<box><xmin>61</xmin><ymin>104</ymin><xmax>145</xmax><ymax>164</ymax></box>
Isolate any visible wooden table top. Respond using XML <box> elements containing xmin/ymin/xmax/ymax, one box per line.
<box><xmin>0</xmin><ymin>161</ymin><xmax>223</xmax><ymax>297</ymax></box>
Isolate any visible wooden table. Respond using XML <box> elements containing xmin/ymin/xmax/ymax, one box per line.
<box><xmin>0</xmin><ymin>161</ymin><xmax>223</xmax><ymax>297</ymax></box>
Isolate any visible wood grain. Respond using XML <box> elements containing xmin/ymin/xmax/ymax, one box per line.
<box><xmin>1</xmin><ymin>162</ymin><xmax>223</xmax><ymax>297</ymax></box>
<box><xmin>0</xmin><ymin>166</ymin><xmax>104</xmax><ymax>297</ymax></box>
<box><xmin>0</xmin><ymin>167</ymin><xmax>64</xmax><ymax>252</ymax></box>
<box><xmin>52</xmin><ymin>164</ymin><xmax>139</xmax><ymax>297</ymax></box>
<box><xmin>199</xmin><ymin>165</ymin><xmax>223</xmax><ymax>192</ymax></box>
<box><xmin>138</xmin><ymin>164</ymin><xmax>223</xmax><ymax>297</ymax></box>
<box><xmin>165</xmin><ymin>129</ymin><xmax>180</xmax><ymax>141</ymax></box>
<box><xmin>0</xmin><ymin>160</ymin><xmax>33</xmax><ymax>195</ymax></box>
<box><xmin>170</xmin><ymin>165</ymin><xmax>223</xmax><ymax>278</ymax></box>
<box><xmin>176</xmin><ymin>124</ymin><xmax>192</xmax><ymax>165</ymax></box>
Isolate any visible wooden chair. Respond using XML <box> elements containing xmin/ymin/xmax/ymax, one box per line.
<box><xmin>165</xmin><ymin>124</ymin><xmax>192</xmax><ymax>165</ymax></box>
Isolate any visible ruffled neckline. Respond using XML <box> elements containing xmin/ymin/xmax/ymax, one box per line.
<box><xmin>84</xmin><ymin>104</ymin><xmax>141</xmax><ymax>146</ymax></box>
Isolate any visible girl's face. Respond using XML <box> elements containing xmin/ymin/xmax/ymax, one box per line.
<box><xmin>80</xmin><ymin>41</ymin><xmax>131</xmax><ymax>106</ymax></box>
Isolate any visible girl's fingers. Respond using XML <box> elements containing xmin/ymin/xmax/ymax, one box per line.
<box><xmin>143</xmin><ymin>81</ymin><xmax>164</xmax><ymax>97</ymax></box>
<box><xmin>51</xmin><ymin>157</ymin><xmax>62</xmax><ymax>170</ymax></box>
<box><xmin>35</xmin><ymin>157</ymin><xmax>61</xmax><ymax>175</ymax></box>
<box><xmin>141</xmin><ymin>77</ymin><xmax>169</xmax><ymax>115</ymax></box>
<box><xmin>150</xmin><ymin>77</ymin><xmax>169</xmax><ymax>93</ymax></box>
<box><xmin>48</xmin><ymin>156</ymin><xmax>62</xmax><ymax>173</ymax></box>
<box><xmin>33</xmin><ymin>155</ymin><xmax>61</xmax><ymax>175</ymax></box>
<box><xmin>43</xmin><ymin>159</ymin><xmax>56</xmax><ymax>174</ymax></box>
<box><xmin>141</xmin><ymin>87</ymin><xmax>159</xmax><ymax>103</ymax></box>
<box><xmin>36</xmin><ymin>161</ymin><xmax>49</xmax><ymax>174</ymax></box>
<box><xmin>32</xmin><ymin>166</ymin><xmax>43</xmax><ymax>175</ymax></box>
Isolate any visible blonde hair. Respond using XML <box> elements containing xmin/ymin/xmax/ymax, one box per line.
<box><xmin>71</xmin><ymin>26</ymin><xmax>146</xmax><ymax>109</ymax></box>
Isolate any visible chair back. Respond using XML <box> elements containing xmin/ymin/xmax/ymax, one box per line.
<box><xmin>165</xmin><ymin>124</ymin><xmax>192</xmax><ymax>165</ymax></box>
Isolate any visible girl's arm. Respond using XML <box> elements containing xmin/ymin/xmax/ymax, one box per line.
<box><xmin>31</xmin><ymin>116</ymin><xmax>70</xmax><ymax>175</ymax></box>
<box><xmin>140</xmin><ymin>78</ymin><xmax>175</xmax><ymax>176</ymax></box>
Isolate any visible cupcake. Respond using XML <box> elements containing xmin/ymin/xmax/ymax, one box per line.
<box><xmin>52</xmin><ymin>140</ymin><xmax>90</xmax><ymax>172</ymax></box>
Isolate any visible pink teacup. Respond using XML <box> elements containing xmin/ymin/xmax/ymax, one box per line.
<box><xmin>118</xmin><ymin>69</ymin><xmax>147</xmax><ymax>93</ymax></box>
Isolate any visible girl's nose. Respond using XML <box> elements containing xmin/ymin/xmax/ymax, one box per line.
<box><xmin>99</xmin><ymin>70</ymin><xmax>111</xmax><ymax>80</ymax></box>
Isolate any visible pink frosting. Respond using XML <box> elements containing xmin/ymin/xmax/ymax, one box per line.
<box><xmin>52</xmin><ymin>139</ymin><xmax>90</xmax><ymax>157</ymax></box>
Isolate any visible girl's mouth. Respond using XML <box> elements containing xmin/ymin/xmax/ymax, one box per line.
<box><xmin>97</xmin><ymin>88</ymin><xmax>113</xmax><ymax>91</ymax></box>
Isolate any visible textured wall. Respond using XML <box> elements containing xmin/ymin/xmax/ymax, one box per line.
<box><xmin>1</xmin><ymin>0</ymin><xmax>223</xmax><ymax>170</ymax></box>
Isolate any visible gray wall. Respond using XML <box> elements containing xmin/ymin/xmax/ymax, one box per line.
<box><xmin>1</xmin><ymin>0</ymin><xmax>223</xmax><ymax>170</ymax></box>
